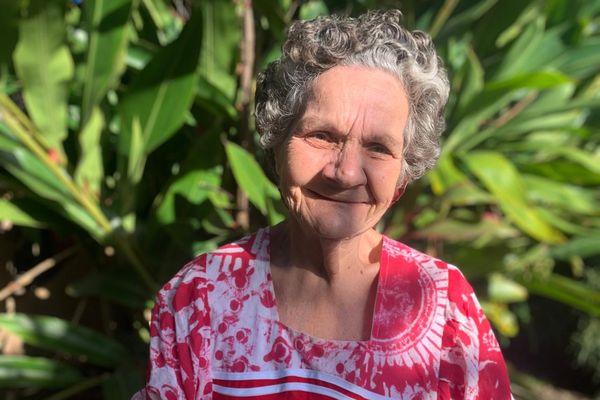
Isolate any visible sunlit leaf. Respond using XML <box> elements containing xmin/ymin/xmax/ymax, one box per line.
<box><xmin>224</xmin><ymin>140</ymin><xmax>280</xmax><ymax>215</ymax></box>
<box><xmin>488</xmin><ymin>273</ymin><xmax>528</xmax><ymax>303</ymax></box>
<box><xmin>81</xmin><ymin>0</ymin><xmax>132</xmax><ymax>125</ymax></box>
<box><xmin>13</xmin><ymin>0</ymin><xmax>73</xmax><ymax>154</ymax></box>
<box><xmin>0</xmin><ymin>199</ymin><xmax>43</xmax><ymax>228</ymax></box>
<box><xmin>519</xmin><ymin>273</ymin><xmax>600</xmax><ymax>317</ymax></box>
<box><xmin>0</xmin><ymin>313</ymin><xmax>129</xmax><ymax>368</ymax></box>
<box><xmin>198</xmin><ymin>0</ymin><xmax>241</xmax><ymax>100</ymax></box>
<box><xmin>463</xmin><ymin>151</ymin><xmax>566</xmax><ymax>244</ymax></box>
<box><xmin>552</xmin><ymin>236</ymin><xmax>600</xmax><ymax>260</ymax></box>
<box><xmin>75</xmin><ymin>107</ymin><xmax>104</xmax><ymax>196</ymax></box>
<box><xmin>119</xmin><ymin>9</ymin><xmax>202</xmax><ymax>153</ymax></box>
<box><xmin>0</xmin><ymin>355</ymin><xmax>82</xmax><ymax>389</ymax></box>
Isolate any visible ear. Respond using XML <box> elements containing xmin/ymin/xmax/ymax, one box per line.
<box><xmin>392</xmin><ymin>180</ymin><xmax>408</xmax><ymax>204</ymax></box>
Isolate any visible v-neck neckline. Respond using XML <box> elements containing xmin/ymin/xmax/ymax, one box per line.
<box><xmin>262</xmin><ymin>227</ymin><xmax>389</xmax><ymax>344</ymax></box>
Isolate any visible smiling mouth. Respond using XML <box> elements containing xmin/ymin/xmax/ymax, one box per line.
<box><xmin>305</xmin><ymin>189</ymin><xmax>368</xmax><ymax>204</ymax></box>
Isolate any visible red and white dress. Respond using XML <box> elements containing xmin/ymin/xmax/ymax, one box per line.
<box><xmin>134</xmin><ymin>228</ymin><xmax>512</xmax><ymax>399</ymax></box>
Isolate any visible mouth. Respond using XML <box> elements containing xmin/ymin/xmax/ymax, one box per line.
<box><xmin>305</xmin><ymin>188</ymin><xmax>369</xmax><ymax>204</ymax></box>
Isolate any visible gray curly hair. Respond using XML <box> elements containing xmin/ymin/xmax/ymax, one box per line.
<box><xmin>255</xmin><ymin>9</ymin><xmax>449</xmax><ymax>183</ymax></box>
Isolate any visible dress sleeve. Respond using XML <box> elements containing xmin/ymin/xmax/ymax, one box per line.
<box><xmin>437</xmin><ymin>266</ymin><xmax>512</xmax><ymax>400</ymax></box>
<box><xmin>133</xmin><ymin>257</ymin><xmax>214</xmax><ymax>400</ymax></box>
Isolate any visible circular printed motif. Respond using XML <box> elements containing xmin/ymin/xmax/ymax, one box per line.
<box><xmin>371</xmin><ymin>241</ymin><xmax>441</xmax><ymax>354</ymax></box>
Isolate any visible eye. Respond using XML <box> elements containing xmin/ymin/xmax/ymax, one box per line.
<box><xmin>308</xmin><ymin>131</ymin><xmax>332</xmax><ymax>141</ymax></box>
<box><xmin>367</xmin><ymin>142</ymin><xmax>392</xmax><ymax>155</ymax></box>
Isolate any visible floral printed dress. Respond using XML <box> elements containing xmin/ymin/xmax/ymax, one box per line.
<box><xmin>133</xmin><ymin>228</ymin><xmax>512</xmax><ymax>399</ymax></box>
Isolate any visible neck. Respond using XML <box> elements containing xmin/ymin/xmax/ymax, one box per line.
<box><xmin>271</xmin><ymin>219</ymin><xmax>382</xmax><ymax>283</ymax></box>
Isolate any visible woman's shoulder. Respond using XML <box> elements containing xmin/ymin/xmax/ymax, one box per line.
<box><xmin>157</xmin><ymin>229</ymin><xmax>270</xmax><ymax>298</ymax></box>
<box><xmin>381</xmin><ymin>234</ymin><xmax>476</xmax><ymax>301</ymax></box>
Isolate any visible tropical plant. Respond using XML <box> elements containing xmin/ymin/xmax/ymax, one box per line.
<box><xmin>0</xmin><ymin>0</ymin><xmax>598</xmax><ymax>398</ymax></box>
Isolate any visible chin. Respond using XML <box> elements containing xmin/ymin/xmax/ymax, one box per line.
<box><xmin>309</xmin><ymin>219</ymin><xmax>373</xmax><ymax>241</ymax></box>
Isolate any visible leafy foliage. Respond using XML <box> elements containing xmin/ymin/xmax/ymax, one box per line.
<box><xmin>0</xmin><ymin>0</ymin><xmax>598</xmax><ymax>398</ymax></box>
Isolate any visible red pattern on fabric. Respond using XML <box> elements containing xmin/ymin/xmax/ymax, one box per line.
<box><xmin>133</xmin><ymin>229</ymin><xmax>512</xmax><ymax>399</ymax></box>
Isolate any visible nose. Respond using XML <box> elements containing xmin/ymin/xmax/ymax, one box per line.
<box><xmin>323</xmin><ymin>143</ymin><xmax>367</xmax><ymax>188</ymax></box>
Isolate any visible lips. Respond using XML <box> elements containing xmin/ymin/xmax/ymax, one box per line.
<box><xmin>305</xmin><ymin>188</ymin><xmax>370</xmax><ymax>204</ymax></box>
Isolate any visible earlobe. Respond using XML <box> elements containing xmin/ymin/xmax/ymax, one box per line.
<box><xmin>392</xmin><ymin>183</ymin><xmax>407</xmax><ymax>204</ymax></box>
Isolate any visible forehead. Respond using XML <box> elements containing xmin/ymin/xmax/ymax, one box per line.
<box><xmin>299</xmin><ymin>66</ymin><xmax>409</xmax><ymax>139</ymax></box>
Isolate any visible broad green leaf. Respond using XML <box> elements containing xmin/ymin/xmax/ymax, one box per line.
<box><xmin>224</xmin><ymin>141</ymin><xmax>280</xmax><ymax>215</ymax></box>
<box><xmin>429</xmin><ymin>154</ymin><xmax>469</xmax><ymax>195</ymax></box>
<box><xmin>13</xmin><ymin>0</ymin><xmax>73</xmax><ymax>153</ymax></box>
<box><xmin>552</xmin><ymin>236</ymin><xmax>600</xmax><ymax>260</ymax></box>
<box><xmin>127</xmin><ymin>116</ymin><xmax>145</xmax><ymax>185</ymax></box>
<box><xmin>523</xmin><ymin>175</ymin><xmax>598</xmax><ymax>215</ymax></box>
<box><xmin>0</xmin><ymin>0</ymin><xmax>19</xmax><ymax>68</ymax></box>
<box><xmin>436</xmin><ymin>0</ymin><xmax>498</xmax><ymax>41</ymax></box>
<box><xmin>81</xmin><ymin>0</ymin><xmax>132</xmax><ymax>125</ymax></box>
<box><xmin>119</xmin><ymin>10</ymin><xmax>202</xmax><ymax>153</ymax></box>
<box><xmin>463</xmin><ymin>151</ymin><xmax>566</xmax><ymax>244</ymax></box>
<box><xmin>453</xmin><ymin>47</ymin><xmax>484</xmax><ymax>117</ymax></box>
<box><xmin>480</xmin><ymin>301</ymin><xmax>519</xmax><ymax>337</ymax></box>
<box><xmin>0</xmin><ymin>199</ymin><xmax>43</xmax><ymax>228</ymax></box>
<box><xmin>523</xmin><ymin>153</ymin><xmax>600</xmax><ymax>185</ymax></box>
<box><xmin>493</xmin><ymin>19</ymin><xmax>566</xmax><ymax>80</ymax></box>
<box><xmin>519</xmin><ymin>273</ymin><xmax>600</xmax><ymax>317</ymax></box>
<box><xmin>155</xmin><ymin>167</ymin><xmax>224</xmax><ymax>225</ymax></box>
<box><xmin>486</xmin><ymin>71</ymin><xmax>573</xmax><ymax>91</ymax></box>
<box><xmin>154</xmin><ymin>130</ymin><xmax>226</xmax><ymax>224</ymax></box>
<box><xmin>2</xmin><ymin>148</ymin><xmax>72</xmax><ymax>203</ymax></box>
<box><xmin>299</xmin><ymin>0</ymin><xmax>329</xmax><ymax>20</ymax></box>
<box><xmin>198</xmin><ymin>0</ymin><xmax>241</xmax><ymax>100</ymax></box>
<box><xmin>0</xmin><ymin>313</ymin><xmax>129</xmax><ymax>368</ymax></box>
<box><xmin>488</xmin><ymin>273</ymin><xmax>528</xmax><ymax>303</ymax></box>
<box><xmin>417</xmin><ymin>218</ymin><xmax>519</xmax><ymax>244</ymax></box>
<box><xmin>75</xmin><ymin>107</ymin><xmax>104</xmax><ymax>196</ymax></box>
<box><xmin>547</xmin><ymin>146</ymin><xmax>600</xmax><ymax>175</ymax></box>
<box><xmin>68</xmin><ymin>270</ymin><xmax>148</xmax><ymax>309</ymax></box>
<box><xmin>555</xmin><ymin>36</ymin><xmax>600</xmax><ymax>79</ymax></box>
<box><xmin>0</xmin><ymin>129</ymin><xmax>19</xmax><ymax>150</ymax></box>
<box><xmin>443</xmin><ymin>87</ymin><xmax>523</xmax><ymax>153</ymax></box>
<box><xmin>0</xmin><ymin>355</ymin><xmax>82</xmax><ymax>389</ymax></box>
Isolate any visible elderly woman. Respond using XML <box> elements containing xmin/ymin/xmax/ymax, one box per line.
<box><xmin>136</xmin><ymin>9</ymin><xmax>512</xmax><ymax>400</ymax></box>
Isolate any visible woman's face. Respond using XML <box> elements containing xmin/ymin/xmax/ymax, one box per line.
<box><xmin>275</xmin><ymin>65</ymin><xmax>410</xmax><ymax>240</ymax></box>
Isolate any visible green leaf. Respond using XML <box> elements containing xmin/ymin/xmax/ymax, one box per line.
<box><xmin>299</xmin><ymin>0</ymin><xmax>329</xmax><ymax>20</ymax></box>
<box><xmin>453</xmin><ymin>47</ymin><xmax>484</xmax><ymax>117</ymax></box>
<box><xmin>0</xmin><ymin>0</ymin><xmax>19</xmax><ymax>67</ymax></box>
<box><xmin>119</xmin><ymin>10</ymin><xmax>203</xmax><ymax>153</ymax></box>
<box><xmin>75</xmin><ymin>107</ymin><xmax>104</xmax><ymax>196</ymax></box>
<box><xmin>552</xmin><ymin>236</ymin><xmax>600</xmax><ymax>260</ymax></box>
<box><xmin>0</xmin><ymin>355</ymin><xmax>82</xmax><ymax>389</ymax></box>
<box><xmin>13</xmin><ymin>0</ymin><xmax>73</xmax><ymax>153</ymax></box>
<box><xmin>2</xmin><ymin>148</ymin><xmax>72</xmax><ymax>203</ymax></box>
<box><xmin>523</xmin><ymin>174</ymin><xmax>598</xmax><ymax>216</ymax></box>
<box><xmin>487</xmin><ymin>70</ymin><xmax>573</xmax><ymax>91</ymax></box>
<box><xmin>0</xmin><ymin>199</ymin><xmax>43</xmax><ymax>228</ymax></box>
<box><xmin>488</xmin><ymin>273</ymin><xmax>528</xmax><ymax>303</ymax></box>
<box><xmin>480</xmin><ymin>301</ymin><xmax>519</xmax><ymax>337</ymax></box>
<box><xmin>519</xmin><ymin>273</ymin><xmax>600</xmax><ymax>317</ymax></box>
<box><xmin>224</xmin><ymin>141</ymin><xmax>280</xmax><ymax>215</ymax></box>
<box><xmin>67</xmin><ymin>270</ymin><xmax>148</xmax><ymax>309</ymax></box>
<box><xmin>81</xmin><ymin>0</ymin><xmax>132</xmax><ymax>125</ymax></box>
<box><xmin>417</xmin><ymin>218</ymin><xmax>519</xmax><ymax>243</ymax></box>
<box><xmin>0</xmin><ymin>313</ymin><xmax>129</xmax><ymax>368</ymax></box>
<box><xmin>127</xmin><ymin>116</ymin><xmax>145</xmax><ymax>185</ymax></box>
<box><xmin>198</xmin><ymin>0</ymin><xmax>241</xmax><ymax>100</ymax></box>
<box><xmin>463</xmin><ymin>151</ymin><xmax>566</xmax><ymax>244</ymax></box>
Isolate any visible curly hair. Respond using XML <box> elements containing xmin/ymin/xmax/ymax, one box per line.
<box><xmin>255</xmin><ymin>9</ymin><xmax>449</xmax><ymax>182</ymax></box>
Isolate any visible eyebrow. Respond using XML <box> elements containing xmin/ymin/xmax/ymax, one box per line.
<box><xmin>296</xmin><ymin>117</ymin><xmax>403</xmax><ymax>148</ymax></box>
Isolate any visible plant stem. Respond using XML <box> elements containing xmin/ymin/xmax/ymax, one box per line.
<box><xmin>429</xmin><ymin>0</ymin><xmax>459</xmax><ymax>39</ymax></box>
<box><xmin>0</xmin><ymin>104</ymin><xmax>112</xmax><ymax>234</ymax></box>
<box><xmin>0</xmin><ymin>94</ymin><xmax>158</xmax><ymax>290</ymax></box>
